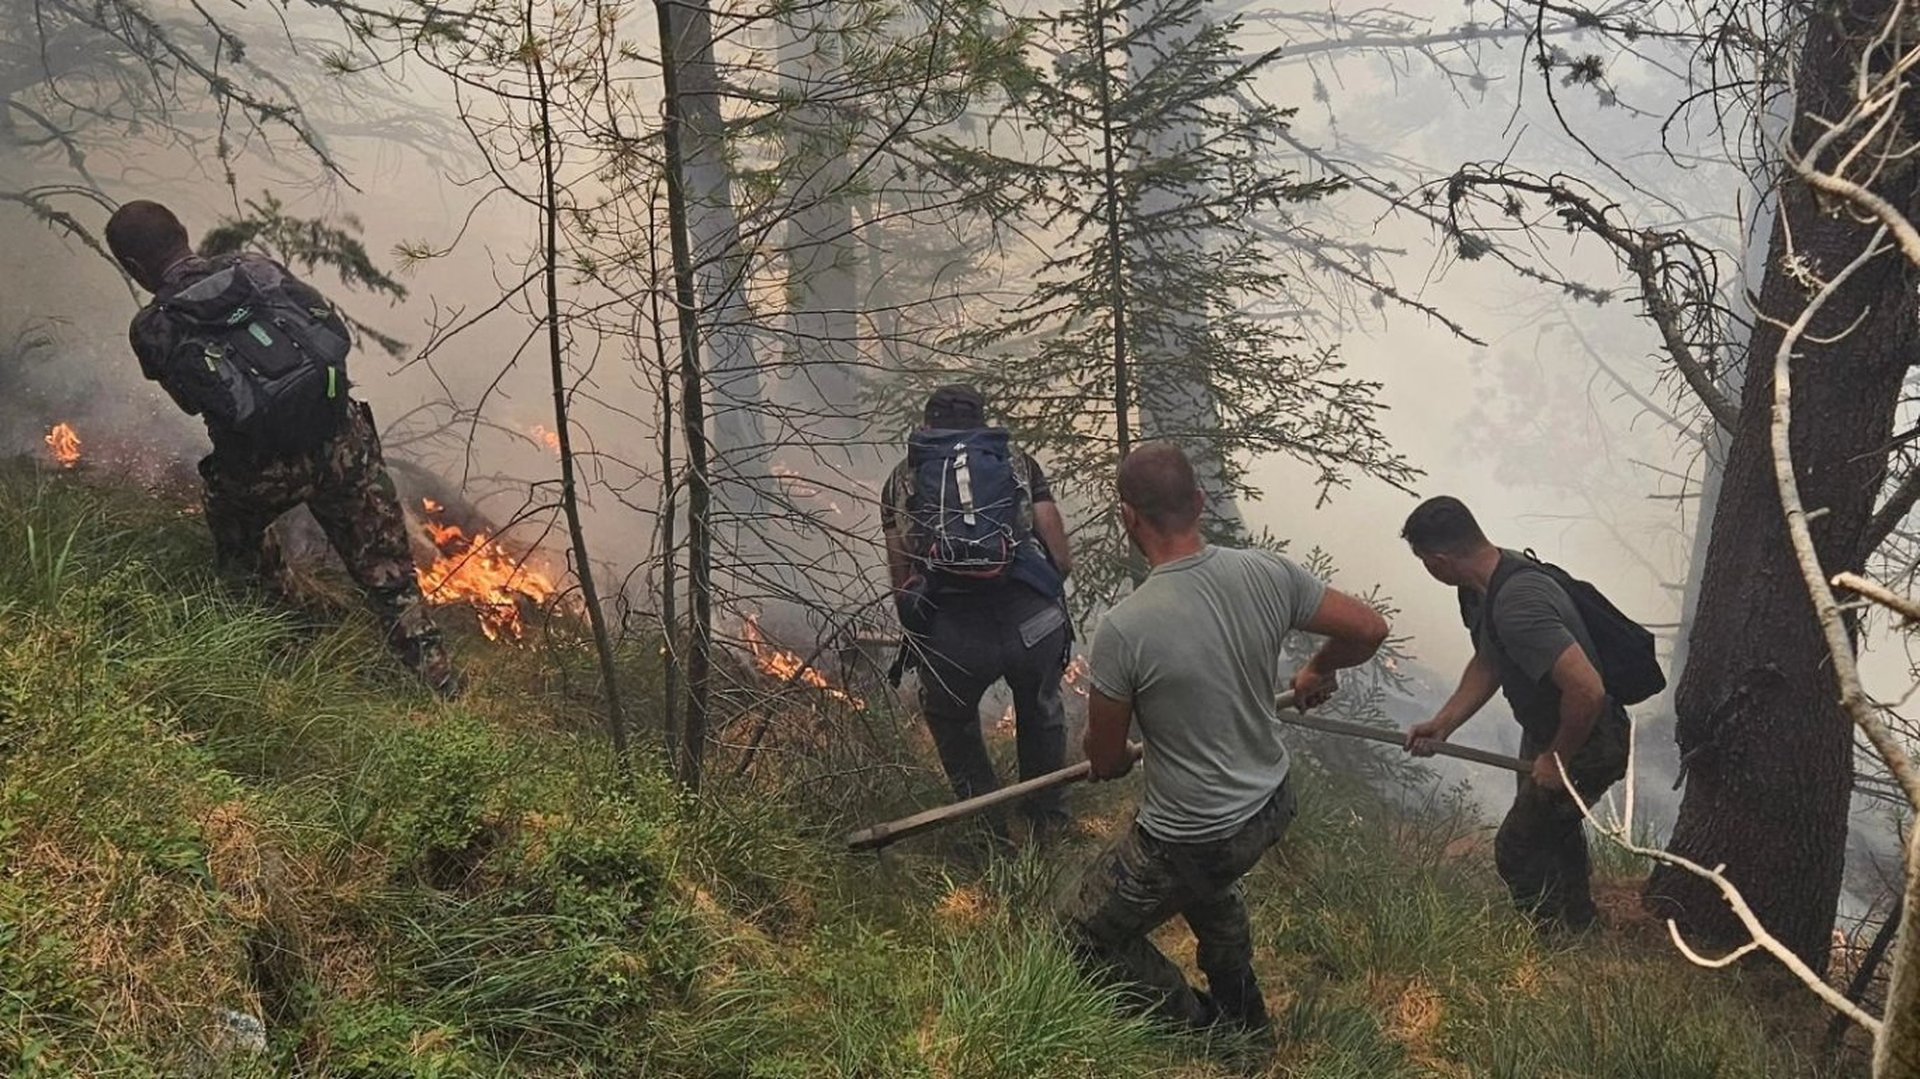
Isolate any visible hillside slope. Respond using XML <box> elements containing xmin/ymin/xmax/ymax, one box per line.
<box><xmin>0</xmin><ymin>465</ymin><xmax>1858</xmax><ymax>1077</ymax></box>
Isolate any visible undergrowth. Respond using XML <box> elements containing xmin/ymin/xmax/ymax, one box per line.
<box><xmin>0</xmin><ymin>464</ymin><xmax>1857</xmax><ymax>1076</ymax></box>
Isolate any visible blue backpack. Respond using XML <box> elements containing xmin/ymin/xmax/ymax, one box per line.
<box><xmin>905</xmin><ymin>426</ymin><xmax>1031</xmax><ymax>583</ymax></box>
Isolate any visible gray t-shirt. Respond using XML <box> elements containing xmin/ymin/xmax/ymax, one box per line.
<box><xmin>1463</xmin><ymin>550</ymin><xmax>1617</xmax><ymax>745</ymax></box>
<box><xmin>1088</xmin><ymin>545</ymin><xmax>1327</xmax><ymax>843</ymax></box>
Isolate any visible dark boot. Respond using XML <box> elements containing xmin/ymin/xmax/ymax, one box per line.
<box><xmin>398</xmin><ymin>631</ymin><xmax>463</xmax><ymax>701</ymax></box>
<box><xmin>1207</xmin><ymin>967</ymin><xmax>1273</xmax><ymax>1037</ymax></box>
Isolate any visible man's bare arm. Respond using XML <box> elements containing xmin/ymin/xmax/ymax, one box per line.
<box><xmin>1292</xmin><ymin>589</ymin><xmax>1390</xmax><ymax>705</ymax></box>
<box><xmin>1032</xmin><ymin>501</ymin><xmax>1073</xmax><ymax>579</ymax></box>
<box><xmin>1536</xmin><ymin>643</ymin><xmax>1607</xmax><ymax>788</ymax></box>
<box><xmin>1084</xmin><ymin>689</ymin><xmax>1135</xmax><ymax>780</ymax></box>
<box><xmin>1407</xmin><ymin>652</ymin><xmax>1499</xmax><ymax>754</ymax></box>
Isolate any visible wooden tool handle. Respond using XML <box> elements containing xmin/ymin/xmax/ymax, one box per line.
<box><xmin>843</xmin><ymin>690</ymin><xmax>1300</xmax><ymax>851</ymax></box>
<box><xmin>1276</xmin><ymin>711</ymin><xmax>1529</xmax><ymax>774</ymax></box>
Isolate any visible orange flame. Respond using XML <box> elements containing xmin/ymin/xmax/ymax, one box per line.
<box><xmin>529</xmin><ymin>425</ymin><xmax>562</xmax><ymax>454</ymax></box>
<box><xmin>770</xmin><ymin>463</ymin><xmax>845</xmax><ymax>515</ymax></box>
<box><xmin>415</xmin><ymin>498</ymin><xmax>561</xmax><ymax>641</ymax></box>
<box><xmin>44</xmin><ymin>423</ymin><xmax>81</xmax><ymax>468</ymax></box>
<box><xmin>1063</xmin><ymin>654</ymin><xmax>1091</xmax><ymax>697</ymax></box>
<box><xmin>742</xmin><ymin>615</ymin><xmax>864</xmax><ymax>707</ymax></box>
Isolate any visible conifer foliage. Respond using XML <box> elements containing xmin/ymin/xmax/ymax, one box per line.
<box><xmin>920</xmin><ymin>0</ymin><xmax>1416</xmax><ymax>601</ymax></box>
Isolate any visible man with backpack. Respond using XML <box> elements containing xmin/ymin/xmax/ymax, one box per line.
<box><xmin>881</xmin><ymin>384</ymin><xmax>1076</xmax><ymax>846</ymax></box>
<box><xmin>105</xmin><ymin>199</ymin><xmax>460</xmax><ymax>700</ymax></box>
<box><xmin>1400</xmin><ymin>496</ymin><xmax>1661</xmax><ymax>934</ymax></box>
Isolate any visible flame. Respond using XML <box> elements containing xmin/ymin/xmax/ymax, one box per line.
<box><xmin>1063</xmin><ymin>654</ymin><xmax>1091</xmax><ymax>698</ymax></box>
<box><xmin>742</xmin><ymin>615</ymin><xmax>864</xmax><ymax>706</ymax></box>
<box><xmin>770</xmin><ymin>463</ymin><xmax>845</xmax><ymax>515</ymax></box>
<box><xmin>415</xmin><ymin>498</ymin><xmax>561</xmax><ymax>641</ymax></box>
<box><xmin>44</xmin><ymin>423</ymin><xmax>81</xmax><ymax>468</ymax></box>
<box><xmin>529</xmin><ymin>424</ymin><xmax>562</xmax><ymax>454</ymax></box>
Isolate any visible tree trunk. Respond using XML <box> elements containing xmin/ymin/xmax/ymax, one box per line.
<box><xmin>529</xmin><ymin>40</ymin><xmax>632</xmax><ymax>775</ymax></box>
<box><xmin>1645</xmin><ymin>0</ymin><xmax>1920</xmax><ymax>968</ymax></box>
<box><xmin>777</xmin><ymin>1</ymin><xmax>862</xmax><ymax>446</ymax></box>
<box><xmin>1124</xmin><ymin>0</ymin><xmax>1244</xmax><ymax>540</ymax></box>
<box><xmin>648</xmin><ymin>196</ymin><xmax>681</xmax><ymax>763</ymax></box>
<box><xmin>1877</xmin><ymin>828</ymin><xmax>1918</xmax><ymax>1076</ymax></box>
<box><xmin>669</xmin><ymin>0</ymin><xmax>771</xmax><ymax>510</ymax></box>
<box><xmin>657</xmin><ymin>0</ymin><xmax>716</xmax><ymax>793</ymax></box>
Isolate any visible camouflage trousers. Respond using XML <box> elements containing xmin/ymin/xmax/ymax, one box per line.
<box><xmin>197</xmin><ymin>400</ymin><xmax>449</xmax><ymax>687</ymax></box>
<box><xmin>1495</xmin><ymin>711</ymin><xmax>1630</xmax><ymax>931</ymax></box>
<box><xmin>1061</xmin><ymin>780</ymin><xmax>1298</xmax><ymax>1031</ymax></box>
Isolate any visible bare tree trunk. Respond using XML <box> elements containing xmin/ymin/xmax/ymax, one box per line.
<box><xmin>657</xmin><ymin>0</ymin><xmax>716</xmax><ymax>792</ymax></box>
<box><xmin>669</xmin><ymin>0</ymin><xmax>771</xmax><ymax>510</ymax></box>
<box><xmin>531</xmin><ymin>45</ymin><xmax>630</xmax><ymax>772</ymax></box>
<box><xmin>648</xmin><ymin>195</ymin><xmax>681</xmax><ymax>763</ymax></box>
<box><xmin>777</xmin><ymin>2</ymin><xmax>862</xmax><ymax>446</ymax></box>
<box><xmin>1646</xmin><ymin>0</ymin><xmax>1920</xmax><ymax>966</ymax></box>
<box><xmin>1878</xmin><ymin>827</ymin><xmax>1918</xmax><ymax>1075</ymax></box>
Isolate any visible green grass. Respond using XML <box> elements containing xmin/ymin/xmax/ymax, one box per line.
<box><xmin>0</xmin><ymin>463</ymin><xmax>1859</xmax><ymax>1076</ymax></box>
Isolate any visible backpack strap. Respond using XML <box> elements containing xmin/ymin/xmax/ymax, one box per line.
<box><xmin>1474</xmin><ymin>551</ymin><xmax>1546</xmax><ymax>659</ymax></box>
<box><xmin>887</xmin><ymin>458</ymin><xmax>915</xmax><ymax>534</ymax></box>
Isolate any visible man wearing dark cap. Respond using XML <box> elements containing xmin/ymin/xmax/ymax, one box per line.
<box><xmin>880</xmin><ymin>384</ymin><xmax>1077</xmax><ymax>845</ymax></box>
<box><xmin>105</xmin><ymin>198</ymin><xmax>459</xmax><ymax>699</ymax></box>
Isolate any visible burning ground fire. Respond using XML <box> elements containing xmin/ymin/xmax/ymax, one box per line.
<box><xmin>742</xmin><ymin>615</ymin><xmax>865</xmax><ymax>707</ymax></box>
<box><xmin>529</xmin><ymin>424</ymin><xmax>562</xmax><ymax>454</ymax></box>
<box><xmin>415</xmin><ymin>498</ymin><xmax>562</xmax><ymax>642</ymax></box>
<box><xmin>44</xmin><ymin>423</ymin><xmax>81</xmax><ymax>468</ymax></box>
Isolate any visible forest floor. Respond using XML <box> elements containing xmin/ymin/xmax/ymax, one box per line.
<box><xmin>0</xmin><ymin>462</ymin><xmax>1874</xmax><ymax>1077</ymax></box>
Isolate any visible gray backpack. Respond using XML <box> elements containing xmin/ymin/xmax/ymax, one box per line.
<box><xmin>152</xmin><ymin>255</ymin><xmax>352</xmax><ymax>454</ymax></box>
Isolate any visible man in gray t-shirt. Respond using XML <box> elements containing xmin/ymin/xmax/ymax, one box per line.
<box><xmin>1400</xmin><ymin>496</ymin><xmax>1629</xmax><ymax>934</ymax></box>
<box><xmin>1060</xmin><ymin>443</ymin><xmax>1389</xmax><ymax>1037</ymax></box>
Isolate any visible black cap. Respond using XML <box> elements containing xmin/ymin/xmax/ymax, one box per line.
<box><xmin>924</xmin><ymin>383</ymin><xmax>986</xmax><ymax>428</ymax></box>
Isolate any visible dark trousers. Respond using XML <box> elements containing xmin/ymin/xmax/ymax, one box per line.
<box><xmin>1496</xmin><ymin>712</ymin><xmax>1629</xmax><ymax>929</ymax></box>
<box><xmin>1061</xmin><ymin>781</ymin><xmax>1298</xmax><ymax>1029</ymax></box>
<box><xmin>916</xmin><ymin>585</ymin><xmax>1070</xmax><ymax>829</ymax></box>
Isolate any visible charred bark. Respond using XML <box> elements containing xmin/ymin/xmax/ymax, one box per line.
<box><xmin>1645</xmin><ymin>0</ymin><xmax>1920</xmax><ymax>968</ymax></box>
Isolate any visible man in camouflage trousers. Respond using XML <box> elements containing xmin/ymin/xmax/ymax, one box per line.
<box><xmin>106</xmin><ymin>199</ymin><xmax>459</xmax><ymax>699</ymax></box>
<box><xmin>1067</xmin><ymin>443</ymin><xmax>1389</xmax><ymax>1039</ymax></box>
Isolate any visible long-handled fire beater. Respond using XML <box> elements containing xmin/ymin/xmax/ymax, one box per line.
<box><xmin>844</xmin><ymin>688</ymin><xmax>1528</xmax><ymax>851</ymax></box>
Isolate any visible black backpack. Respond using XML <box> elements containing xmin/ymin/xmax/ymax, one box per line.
<box><xmin>151</xmin><ymin>255</ymin><xmax>352</xmax><ymax>454</ymax></box>
<box><xmin>1471</xmin><ymin>550</ymin><xmax>1667</xmax><ymax>706</ymax></box>
<box><xmin>903</xmin><ymin>426</ymin><xmax>1031</xmax><ymax>584</ymax></box>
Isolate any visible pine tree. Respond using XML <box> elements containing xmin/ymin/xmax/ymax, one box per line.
<box><xmin>918</xmin><ymin>0</ymin><xmax>1416</xmax><ymax>602</ymax></box>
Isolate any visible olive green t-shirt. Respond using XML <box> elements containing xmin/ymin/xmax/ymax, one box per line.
<box><xmin>1088</xmin><ymin>546</ymin><xmax>1327</xmax><ymax>843</ymax></box>
<box><xmin>1462</xmin><ymin>549</ymin><xmax>1627</xmax><ymax>747</ymax></box>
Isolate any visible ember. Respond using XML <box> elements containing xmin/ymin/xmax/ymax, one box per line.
<box><xmin>742</xmin><ymin>615</ymin><xmax>864</xmax><ymax>706</ymax></box>
<box><xmin>415</xmin><ymin>498</ymin><xmax>562</xmax><ymax>641</ymax></box>
<box><xmin>44</xmin><ymin>423</ymin><xmax>81</xmax><ymax>468</ymax></box>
